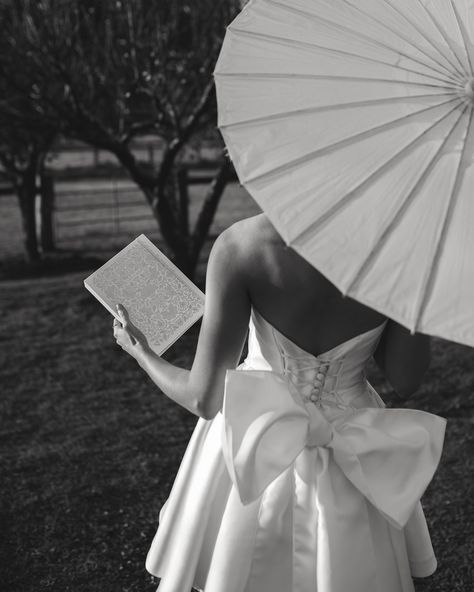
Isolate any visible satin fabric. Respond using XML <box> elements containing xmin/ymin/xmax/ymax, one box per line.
<box><xmin>146</xmin><ymin>309</ymin><xmax>446</xmax><ymax>592</ymax></box>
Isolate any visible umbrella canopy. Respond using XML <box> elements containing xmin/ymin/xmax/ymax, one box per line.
<box><xmin>214</xmin><ymin>0</ymin><xmax>474</xmax><ymax>347</ymax></box>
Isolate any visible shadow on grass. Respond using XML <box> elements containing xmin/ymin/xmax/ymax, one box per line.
<box><xmin>0</xmin><ymin>250</ymin><xmax>105</xmax><ymax>281</ymax></box>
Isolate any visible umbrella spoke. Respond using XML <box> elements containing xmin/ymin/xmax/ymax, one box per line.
<box><xmin>261</xmin><ymin>0</ymin><xmax>463</xmax><ymax>86</ymax></box>
<box><xmin>219</xmin><ymin>92</ymin><xmax>460</xmax><ymax>130</ymax></box>
<box><xmin>243</xmin><ymin>97</ymin><xmax>462</xmax><ymax>184</ymax></box>
<box><xmin>412</xmin><ymin>107</ymin><xmax>474</xmax><ymax>331</ymax></box>
<box><xmin>341</xmin><ymin>0</ymin><xmax>465</xmax><ymax>83</ymax></box>
<box><xmin>214</xmin><ymin>72</ymin><xmax>457</xmax><ymax>91</ymax></box>
<box><xmin>343</xmin><ymin>104</ymin><xmax>470</xmax><ymax>300</ymax></box>
<box><xmin>414</xmin><ymin>0</ymin><xmax>469</xmax><ymax>76</ymax></box>
<box><xmin>229</xmin><ymin>27</ymin><xmax>460</xmax><ymax>89</ymax></box>
<box><xmin>288</xmin><ymin>102</ymin><xmax>465</xmax><ymax>247</ymax></box>
<box><xmin>449</xmin><ymin>0</ymin><xmax>474</xmax><ymax>76</ymax></box>
<box><xmin>379</xmin><ymin>0</ymin><xmax>467</xmax><ymax>79</ymax></box>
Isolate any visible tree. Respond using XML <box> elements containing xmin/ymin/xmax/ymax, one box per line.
<box><xmin>0</xmin><ymin>0</ymin><xmax>241</xmax><ymax>277</ymax></box>
<box><xmin>0</xmin><ymin>72</ymin><xmax>59</xmax><ymax>261</ymax></box>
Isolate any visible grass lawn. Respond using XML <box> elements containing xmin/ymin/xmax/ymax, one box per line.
<box><xmin>1</xmin><ymin>181</ymin><xmax>473</xmax><ymax>591</ymax></box>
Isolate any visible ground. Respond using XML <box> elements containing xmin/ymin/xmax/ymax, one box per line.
<box><xmin>0</xmin><ymin>181</ymin><xmax>473</xmax><ymax>591</ymax></box>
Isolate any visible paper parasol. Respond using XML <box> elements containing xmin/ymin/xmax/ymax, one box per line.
<box><xmin>214</xmin><ymin>0</ymin><xmax>474</xmax><ymax>347</ymax></box>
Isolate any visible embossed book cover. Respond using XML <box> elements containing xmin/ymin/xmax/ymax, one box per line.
<box><xmin>84</xmin><ymin>234</ymin><xmax>205</xmax><ymax>355</ymax></box>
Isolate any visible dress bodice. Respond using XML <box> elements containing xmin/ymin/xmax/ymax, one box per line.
<box><xmin>241</xmin><ymin>308</ymin><xmax>387</xmax><ymax>418</ymax></box>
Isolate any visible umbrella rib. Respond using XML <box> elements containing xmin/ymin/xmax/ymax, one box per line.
<box><xmin>214</xmin><ymin>72</ymin><xmax>457</xmax><ymax>91</ymax></box>
<box><xmin>243</xmin><ymin>96</ymin><xmax>461</xmax><ymax>184</ymax></box>
<box><xmin>449</xmin><ymin>0</ymin><xmax>474</xmax><ymax>76</ymax></box>
<box><xmin>413</xmin><ymin>0</ymin><xmax>469</xmax><ymax>75</ymax></box>
<box><xmin>261</xmin><ymin>0</ymin><xmax>462</xmax><ymax>85</ymax></box>
<box><xmin>343</xmin><ymin>104</ymin><xmax>469</xmax><ymax>299</ymax></box>
<box><xmin>228</xmin><ymin>27</ymin><xmax>458</xmax><ymax>88</ymax></box>
<box><xmin>412</xmin><ymin>107</ymin><xmax>474</xmax><ymax>332</ymax></box>
<box><xmin>379</xmin><ymin>0</ymin><xmax>466</xmax><ymax>79</ymax></box>
<box><xmin>219</xmin><ymin>91</ymin><xmax>458</xmax><ymax>129</ymax></box>
<box><xmin>343</xmin><ymin>0</ymin><xmax>464</xmax><ymax>81</ymax></box>
<box><xmin>219</xmin><ymin>91</ymin><xmax>459</xmax><ymax>130</ymax></box>
<box><xmin>288</xmin><ymin>102</ymin><xmax>463</xmax><ymax>246</ymax></box>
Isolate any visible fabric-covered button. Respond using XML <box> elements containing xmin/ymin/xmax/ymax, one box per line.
<box><xmin>310</xmin><ymin>394</ymin><xmax>318</xmax><ymax>402</ymax></box>
<box><xmin>313</xmin><ymin>386</ymin><xmax>320</xmax><ymax>394</ymax></box>
<box><xmin>316</xmin><ymin>372</ymin><xmax>325</xmax><ymax>380</ymax></box>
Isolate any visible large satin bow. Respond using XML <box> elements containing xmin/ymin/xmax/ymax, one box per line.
<box><xmin>221</xmin><ymin>369</ymin><xmax>446</xmax><ymax>529</ymax></box>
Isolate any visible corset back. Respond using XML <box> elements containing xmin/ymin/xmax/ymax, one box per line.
<box><xmin>242</xmin><ymin>308</ymin><xmax>388</xmax><ymax>418</ymax></box>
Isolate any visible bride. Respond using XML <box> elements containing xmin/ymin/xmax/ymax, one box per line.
<box><xmin>113</xmin><ymin>212</ymin><xmax>445</xmax><ymax>592</ymax></box>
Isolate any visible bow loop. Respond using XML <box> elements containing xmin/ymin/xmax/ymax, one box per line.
<box><xmin>222</xmin><ymin>369</ymin><xmax>446</xmax><ymax>528</ymax></box>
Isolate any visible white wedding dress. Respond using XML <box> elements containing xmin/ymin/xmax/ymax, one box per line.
<box><xmin>146</xmin><ymin>308</ymin><xmax>446</xmax><ymax>592</ymax></box>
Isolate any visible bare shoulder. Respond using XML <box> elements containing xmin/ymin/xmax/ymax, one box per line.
<box><xmin>211</xmin><ymin>214</ymin><xmax>277</xmax><ymax>262</ymax></box>
<box><xmin>206</xmin><ymin>217</ymin><xmax>256</xmax><ymax>283</ymax></box>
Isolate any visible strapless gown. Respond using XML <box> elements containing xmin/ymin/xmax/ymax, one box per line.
<box><xmin>146</xmin><ymin>308</ymin><xmax>447</xmax><ymax>592</ymax></box>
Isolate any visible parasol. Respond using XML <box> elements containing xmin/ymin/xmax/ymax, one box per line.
<box><xmin>214</xmin><ymin>0</ymin><xmax>474</xmax><ymax>347</ymax></box>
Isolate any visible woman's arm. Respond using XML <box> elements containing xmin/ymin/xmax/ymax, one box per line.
<box><xmin>114</xmin><ymin>226</ymin><xmax>251</xmax><ymax>419</ymax></box>
<box><xmin>373</xmin><ymin>320</ymin><xmax>431</xmax><ymax>398</ymax></box>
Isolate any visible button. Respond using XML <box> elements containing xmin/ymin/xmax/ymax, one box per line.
<box><xmin>310</xmin><ymin>394</ymin><xmax>318</xmax><ymax>402</ymax></box>
<box><xmin>314</xmin><ymin>379</ymin><xmax>322</xmax><ymax>387</ymax></box>
<box><xmin>313</xmin><ymin>386</ymin><xmax>320</xmax><ymax>394</ymax></box>
<box><xmin>316</xmin><ymin>372</ymin><xmax>325</xmax><ymax>380</ymax></box>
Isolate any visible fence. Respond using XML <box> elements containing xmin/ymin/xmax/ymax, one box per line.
<box><xmin>54</xmin><ymin>181</ymin><xmax>154</xmax><ymax>240</ymax></box>
<box><xmin>0</xmin><ymin>165</ymin><xmax>254</xmax><ymax>260</ymax></box>
<box><xmin>53</xmin><ymin>168</ymin><xmax>223</xmax><ymax>251</ymax></box>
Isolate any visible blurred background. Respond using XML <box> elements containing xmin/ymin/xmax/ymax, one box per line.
<box><xmin>0</xmin><ymin>1</ymin><xmax>472</xmax><ymax>590</ymax></box>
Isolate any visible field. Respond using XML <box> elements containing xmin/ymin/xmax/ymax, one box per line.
<box><xmin>1</xmin><ymin>180</ymin><xmax>473</xmax><ymax>591</ymax></box>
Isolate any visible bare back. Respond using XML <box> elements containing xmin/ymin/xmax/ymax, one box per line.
<box><xmin>185</xmin><ymin>212</ymin><xmax>429</xmax><ymax>419</ymax></box>
<box><xmin>236</xmin><ymin>214</ymin><xmax>387</xmax><ymax>357</ymax></box>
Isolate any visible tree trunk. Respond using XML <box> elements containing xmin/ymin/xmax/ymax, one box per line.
<box><xmin>148</xmin><ymin>160</ymin><xmax>232</xmax><ymax>280</ymax></box>
<box><xmin>156</xmin><ymin>193</ymin><xmax>194</xmax><ymax>277</ymax></box>
<box><xmin>176</xmin><ymin>166</ymin><xmax>189</xmax><ymax>239</ymax></box>
<box><xmin>39</xmin><ymin>172</ymin><xmax>55</xmax><ymax>252</ymax></box>
<box><xmin>192</xmin><ymin>159</ymin><xmax>232</xmax><ymax>256</ymax></box>
<box><xmin>16</xmin><ymin>167</ymin><xmax>40</xmax><ymax>262</ymax></box>
<box><xmin>148</xmin><ymin>174</ymin><xmax>192</xmax><ymax>278</ymax></box>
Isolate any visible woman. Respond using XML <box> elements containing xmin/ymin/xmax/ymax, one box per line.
<box><xmin>114</xmin><ymin>213</ymin><xmax>446</xmax><ymax>592</ymax></box>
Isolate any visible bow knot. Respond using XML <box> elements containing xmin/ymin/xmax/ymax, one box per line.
<box><xmin>222</xmin><ymin>369</ymin><xmax>446</xmax><ymax>529</ymax></box>
<box><xmin>305</xmin><ymin>402</ymin><xmax>334</xmax><ymax>447</ymax></box>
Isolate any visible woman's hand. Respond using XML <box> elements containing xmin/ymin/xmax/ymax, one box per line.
<box><xmin>119</xmin><ymin>226</ymin><xmax>250</xmax><ymax>419</ymax></box>
<box><xmin>113</xmin><ymin>303</ymin><xmax>150</xmax><ymax>360</ymax></box>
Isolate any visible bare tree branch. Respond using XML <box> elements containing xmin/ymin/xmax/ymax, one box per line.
<box><xmin>0</xmin><ymin>0</ymin><xmax>242</xmax><ymax>276</ymax></box>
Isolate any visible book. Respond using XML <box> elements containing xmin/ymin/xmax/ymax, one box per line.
<box><xmin>84</xmin><ymin>234</ymin><xmax>205</xmax><ymax>356</ymax></box>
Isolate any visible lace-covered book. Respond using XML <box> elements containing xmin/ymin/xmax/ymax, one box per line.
<box><xmin>84</xmin><ymin>234</ymin><xmax>205</xmax><ymax>355</ymax></box>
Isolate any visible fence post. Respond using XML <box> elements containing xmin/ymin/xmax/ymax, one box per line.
<box><xmin>113</xmin><ymin>176</ymin><xmax>120</xmax><ymax>235</ymax></box>
<box><xmin>148</xmin><ymin>143</ymin><xmax>154</xmax><ymax>166</ymax></box>
<box><xmin>39</xmin><ymin>173</ymin><xmax>56</xmax><ymax>252</ymax></box>
<box><xmin>177</xmin><ymin>166</ymin><xmax>189</xmax><ymax>238</ymax></box>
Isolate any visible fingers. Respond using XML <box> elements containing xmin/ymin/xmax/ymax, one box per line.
<box><xmin>113</xmin><ymin>316</ymin><xmax>121</xmax><ymax>339</ymax></box>
<box><xmin>116</xmin><ymin>303</ymin><xmax>130</xmax><ymax>328</ymax></box>
<box><xmin>114</xmin><ymin>304</ymin><xmax>138</xmax><ymax>349</ymax></box>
